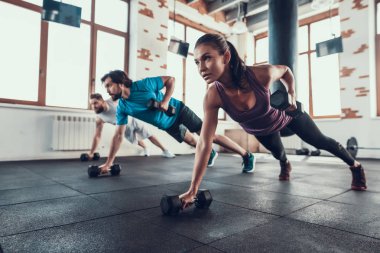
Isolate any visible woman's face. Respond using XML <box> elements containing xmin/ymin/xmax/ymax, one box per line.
<box><xmin>194</xmin><ymin>43</ymin><xmax>229</xmax><ymax>84</ymax></box>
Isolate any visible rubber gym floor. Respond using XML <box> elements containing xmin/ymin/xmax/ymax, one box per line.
<box><xmin>0</xmin><ymin>153</ymin><xmax>379</xmax><ymax>253</ymax></box>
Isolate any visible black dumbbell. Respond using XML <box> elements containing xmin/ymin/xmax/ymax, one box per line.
<box><xmin>270</xmin><ymin>90</ymin><xmax>304</xmax><ymax>118</ymax></box>
<box><xmin>295</xmin><ymin>148</ymin><xmax>310</xmax><ymax>155</ymax></box>
<box><xmin>87</xmin><ymin>164</ymin><xmax>121</xmax><ymax>177</ymax></box>
<box><xmin>147</xmin><ymin>99</ymin><xmax>176</xmax><ymax>116</ymax></box>
<box><xmin>80</xmin><ymin>152</ymin><xmax>100</xmax><ymax>162</ymax></box>
<box><xmin>310</xmin><ymin>149</ymin><xmax>321</xmax><ymax>156</ymax></box>
<box><xmin>160</xmin><ymin>189</ymin><xmax>213</xmax><ymax>216</ymax></box>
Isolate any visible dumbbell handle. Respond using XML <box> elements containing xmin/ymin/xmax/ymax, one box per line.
<box><xmin>147</xmin><ymin>99</ymin><xmax>175</xmax><ymax>116</ymax></box>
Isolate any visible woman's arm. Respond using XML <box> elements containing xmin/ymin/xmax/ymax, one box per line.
<box><xmin>251</xmin><ymin>65</ymin><xmax>296</xmax><ymax>95</ymax></box>
<box><xmin>179</xmin><ymin>86</ymin><xmax>220</xmax><ymax>208</ymax></box>
<box><xmin>269</xmin><ymin>65</ymin><xmax>296</xmax><ymax>96</ymax></box>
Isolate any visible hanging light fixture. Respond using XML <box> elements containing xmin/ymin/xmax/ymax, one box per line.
<box><xmin>168</xmin><ymin>0</ymin><xmax>189</xmax><ymax>58</ymax></box>
<box><xmin>232</xmin><ymin>2</ymin><xmax>248</xmax><ymax>34</ymax></box>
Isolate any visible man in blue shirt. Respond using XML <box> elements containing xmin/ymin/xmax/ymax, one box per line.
<box><xmin>98</xmin><ymin>70</ymin><xmax>255</xmax><ymax>174</ymax></box>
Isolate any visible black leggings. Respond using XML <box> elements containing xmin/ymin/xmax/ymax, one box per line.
<box><xmin>254</xmin><ymin>113</ymin><xmax>355</xmax><ymax>166</ymax></box>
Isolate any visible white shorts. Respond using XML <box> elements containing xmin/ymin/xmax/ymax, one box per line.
<box><xmin>124</xmin><ymin>118</ymin><xmax>152</xmax><ymax>144</ymax></box>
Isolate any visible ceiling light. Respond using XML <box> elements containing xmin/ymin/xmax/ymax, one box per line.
<box><xmin>232</xmin><ymin>20</ymin><xmax>248</xmax><ymax>34</ymax></box>
<box><xmin>232</xmin><ymin>2</ymin><xmax>248</xmax><ymax>34</ymax></box>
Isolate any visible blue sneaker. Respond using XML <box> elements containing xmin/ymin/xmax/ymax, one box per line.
<box><xmin>242</xmin><ymin>152</ymin><xmax>256</xmax><ymax>173</ymax></box>
<box><xmin>207</xmin><ymin>149</ymin><xmax>218</xmax><ymax>167</ymax></box>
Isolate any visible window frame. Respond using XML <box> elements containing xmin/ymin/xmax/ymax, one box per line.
<box><xmin>0</xmin><ymin>0</ymin><xmax>130</xmax><ymax>109</ymax></box>
<box><xmin>376</xmin><ymin>0</ymin><xmax>380</xmax><ymax>115</ymax></box>
<box><xmin>168</xmin><ymin>13</ymin><xmax>226</xmax><ymax>120</ymax></box>
<box><xmin>254</xmin><ymin>9</ymin><xmax>340</xmax><ymax>119</ymax></box>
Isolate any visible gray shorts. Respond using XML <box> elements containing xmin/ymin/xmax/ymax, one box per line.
<box><xmin>165</xmin><ymin>103</ymin><xmax>203</xmax><ymax>143</ymax></box>
<box><xmin>124</xmin><ymin>118</ymin><xmax>152</xmax><ymax>144</ymax></box>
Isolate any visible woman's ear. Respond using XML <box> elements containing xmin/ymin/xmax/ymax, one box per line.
<box><xmin>223</xmin><ymin>50</ymin><xmax>231</xmax><ymax>65</ymax></box>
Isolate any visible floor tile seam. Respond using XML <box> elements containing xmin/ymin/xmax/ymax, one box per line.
<box><xmin>279</xmin><ymin>199</ymin><xmax>326</xmax><ymax>217</ymax></box>
<box><xmin>17</xmin><ymin>166</ymin><xmax>88</xmax><ymax>196</ymax></box>
<box><xmin>324</xmin><ymin>198</ymin><xmax>380</xmax><ymax>208</ymax></box>
<box><xmin>0</xmin><ymin>193</ymin><xmax>84</xmax><ymax>208</ymax></box>
<box><xmin>203</xmin><ymin>178</ymin><xmax>279</xmax><ymax>190</ymax></box>
<box><xmin>125</xmin><ymin>216</ymin><xmax>211</xmax><ymax>247</ymax></box>
<box><xmin>82</xmin><ymin>180</ymin><xmax>193</xmax><ymax>195</ymax></box>
<box><xmin>199</xmin><ymin>216</ymin><xmax>283</xmax><ymax>246</ymax></box>
<box><xmin>184</xmin><ymin>244</ymin><xmax>227</xmax><ymax>253</ymax></box>
<box><xmin>258</xmin><ymin>188</ymin><xmax>342</xmax><ymax>200</ymax></box>
<box><xmin>282</xmin><ymin>192</ymin><xmax>367</xmax><ymax>217</ymax></box>
<box><xmin>284</xmin><ymin>217</ymin><xmax>380</xmax><ymax>241</ymax></box>
<box><xmin>0</xmin><ymin>207</ymin><xmax>164</xmax><ymax>238</ymax></box>
<box><xmin>212</xmin><ymin>199</ymin><xmax>282</xmax><ymax>217</ymax></box>
<box><xmin>0</xmin><ymin>182</ymin><xmax>58</xmax><ymax>192</ymax></box>
<box><xmin>202</xmin><ymin>179</ymin><xmax>341</xmax><ymax>200</ymax></box>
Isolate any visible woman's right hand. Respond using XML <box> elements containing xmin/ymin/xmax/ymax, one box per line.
<box><xmin>99</xmin><ymin>163</ymin><xmax>111</xmax><ymax>174</ymax></box>
<box><xmin>179</xmin><ymin>190</ymin><xmax>197</xmax><ymax>209</ymax></box>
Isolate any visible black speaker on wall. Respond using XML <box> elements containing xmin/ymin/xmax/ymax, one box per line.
<box><xmin>168</xmin><ymin>37</ymin><xmax>189</xmax><ymax>58</ymax></box>
<box><xmin>42</xmin><ymin>0</ymin><xmax>82</xmax><ymax>28</ymax></box>
<box><xmin>316</xmin><ymin>36</ymin><xmax>343</xmax><ymax>57</ymax></box>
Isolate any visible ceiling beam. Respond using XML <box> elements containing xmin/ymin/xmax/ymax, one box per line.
<box><xmin>245</xmin><ymin>0</ymin><xmax>313</xmax><ymax>30</ymax></box>
<box><xmin>207</xmin><ymin>0</ymin><xmax>241</xmax><ymax>15</ymax></box>
<box><xmin>226</xmin><ymin>0</ymin><xmax>313</xmax><ymax>23</ymax></box>
<box><xmin>225</xmin><ymin>0</ymin><xmax>267</xmax><ymax>23</ymax></box>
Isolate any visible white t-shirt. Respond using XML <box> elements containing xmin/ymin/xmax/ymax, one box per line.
<box><xmin>97</xmin><ymin>99</ymin><xmax>152</xmax><ymax>143</ymax></box>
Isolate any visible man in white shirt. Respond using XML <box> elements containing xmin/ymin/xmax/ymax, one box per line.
<box><xmin>88</xmin><ymin>93</ymin><xmax>175</xmax><ymax>159</ymax></box>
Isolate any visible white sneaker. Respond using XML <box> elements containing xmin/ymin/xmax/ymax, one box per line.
<box><xmin>161</xmin><ymin>150</ymin><xmax>175</xmax><ymax>158</ymax></box>
<box><xmin>143</xmin><ymin>148</ymin><xmax>150</xmax><ymax>157</ymax></box>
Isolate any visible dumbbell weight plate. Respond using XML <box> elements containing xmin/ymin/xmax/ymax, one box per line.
<box><xmin>195</xmin><ymin>190</ymin><xmax>213</xmax><ymax>209</ymax></box>
<box><xmin>80</xmin><ymin>153</ymin><xmax>89</xmax><ymax>162</ymax></box>
<box><xmin>110</xmin><ymin>164</ymin><xmax>121</xmax><ymax>176</ymax></box>
<box><xmin>160</xmin><ymin>195</ymin><xmax>181</xmax><ymax>215</ymax></box>
<box><xmin>93</xmin><ymin>152</ymin><xmax>100</xmax><ymax>161</ymax></box>
<box><xmin>88</xmin><ymin>165</ymin><xmax>100</xmax><ymax>177</ymax></box>
<box><xmin>270</xmin><ymin>90</ymin><xmax>291</xmax><ymax>110</ymax></box>
<box><xmin>347</xmin><ymin>137</ymin><xmax>358</xmax><ymax>159</ymax></box>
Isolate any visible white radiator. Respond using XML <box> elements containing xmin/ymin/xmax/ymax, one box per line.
<box><xmin>52</xmin><ymin>115</ymin><xmax>96</xmax><ymax>151</ymax></box>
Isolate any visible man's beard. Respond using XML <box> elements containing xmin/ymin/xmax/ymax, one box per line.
<box><xmin>111</xmin><ymin>92</ymin><xmax>122</xmax><ymax>101</ymax></box>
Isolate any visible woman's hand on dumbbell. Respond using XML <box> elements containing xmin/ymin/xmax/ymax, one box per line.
<box><xmin>286</xmin><ymin>92</ymin><xmax>297</xmax><ymax>112</ymax></box>
<box><xmin>99</xmin><ymin>163</ymin><xmax>111</xmax><ymax>174</ymax></box>
<box><xmin>179</xmin><ymin>190</ymin><xmax>197</xmax><ymax>209</ymax></box>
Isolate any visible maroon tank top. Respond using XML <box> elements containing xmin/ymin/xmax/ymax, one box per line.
<box><xmin>214</xmin><ymin>69</ymin><xmax>292</xmax><ymax>136</ymax></box>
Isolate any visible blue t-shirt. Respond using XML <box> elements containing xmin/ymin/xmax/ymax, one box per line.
<box><xmin>116</xmin><ymin>76</ymin><xmax>183</xmax><ymax>130</ymax></box>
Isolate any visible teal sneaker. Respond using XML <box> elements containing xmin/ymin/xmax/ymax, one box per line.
<box><xmin>242</xmin><ymin>152</ymin><xmax>256</xmax><ymax>173</ymax></box>
<box><xmin>207</xmin><ymin>149</ymin><xmax>218</xmax><ymax>167</ymax></box>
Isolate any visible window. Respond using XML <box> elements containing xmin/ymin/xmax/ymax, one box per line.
<box><xmin>255</xmin><ymin>36</ymin><xmax>268</xmax><ymax>64</ymax></box>
<box><xmin>309</xmin><ymin>16</ymin><xmax>341</xmax><ymax>117</ymax></box>
<box><xmin>95</xmin><ymin>0</ymin><xmax>128</xmax><ymax>32</ymax></box>
<box><xmin>185</xmin><ymin>55</ymin><xmax>207</xmax><ymax>119</ymax></box>
<box><xmin>0</xmin><ymin>0</ymin><xmax>130</xmax><ymax>109</ymax></box>
<box><xmin>167</xmin><ymin>52</ymin><xmax>184</xmax><ymax>101</ymax></box>
<box><xmin>166</xmin><ymin>18</ymin><xmax>226</xmax><ymax>119</ymax></box>
<box><xmin>254</xmin><ymin>10</ymin><xmax>341</xmax><ymax>118</ymax></box>
<box><xmin>46</xmin><ymin>23</ymin><xmax>91</xmax><ymax>108</ymax></box>
<box><xmin>95</xmin><ymin>31</ymin><xmax>126</xmax><ymax>99</ymax></box>
<box><xmin>167</xmin><ymin>20</ymin><xmax>185</xmax><ymax>101</ymax></box>
<box><xmin>0</xmin><ymin>1</ymin><xmax>41</xmax><ymax>102</ymax></box>
<box><xmin>376</xmin><ymin>0</ymin><xmax>380</xmax><ymax>115</ymax></box>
